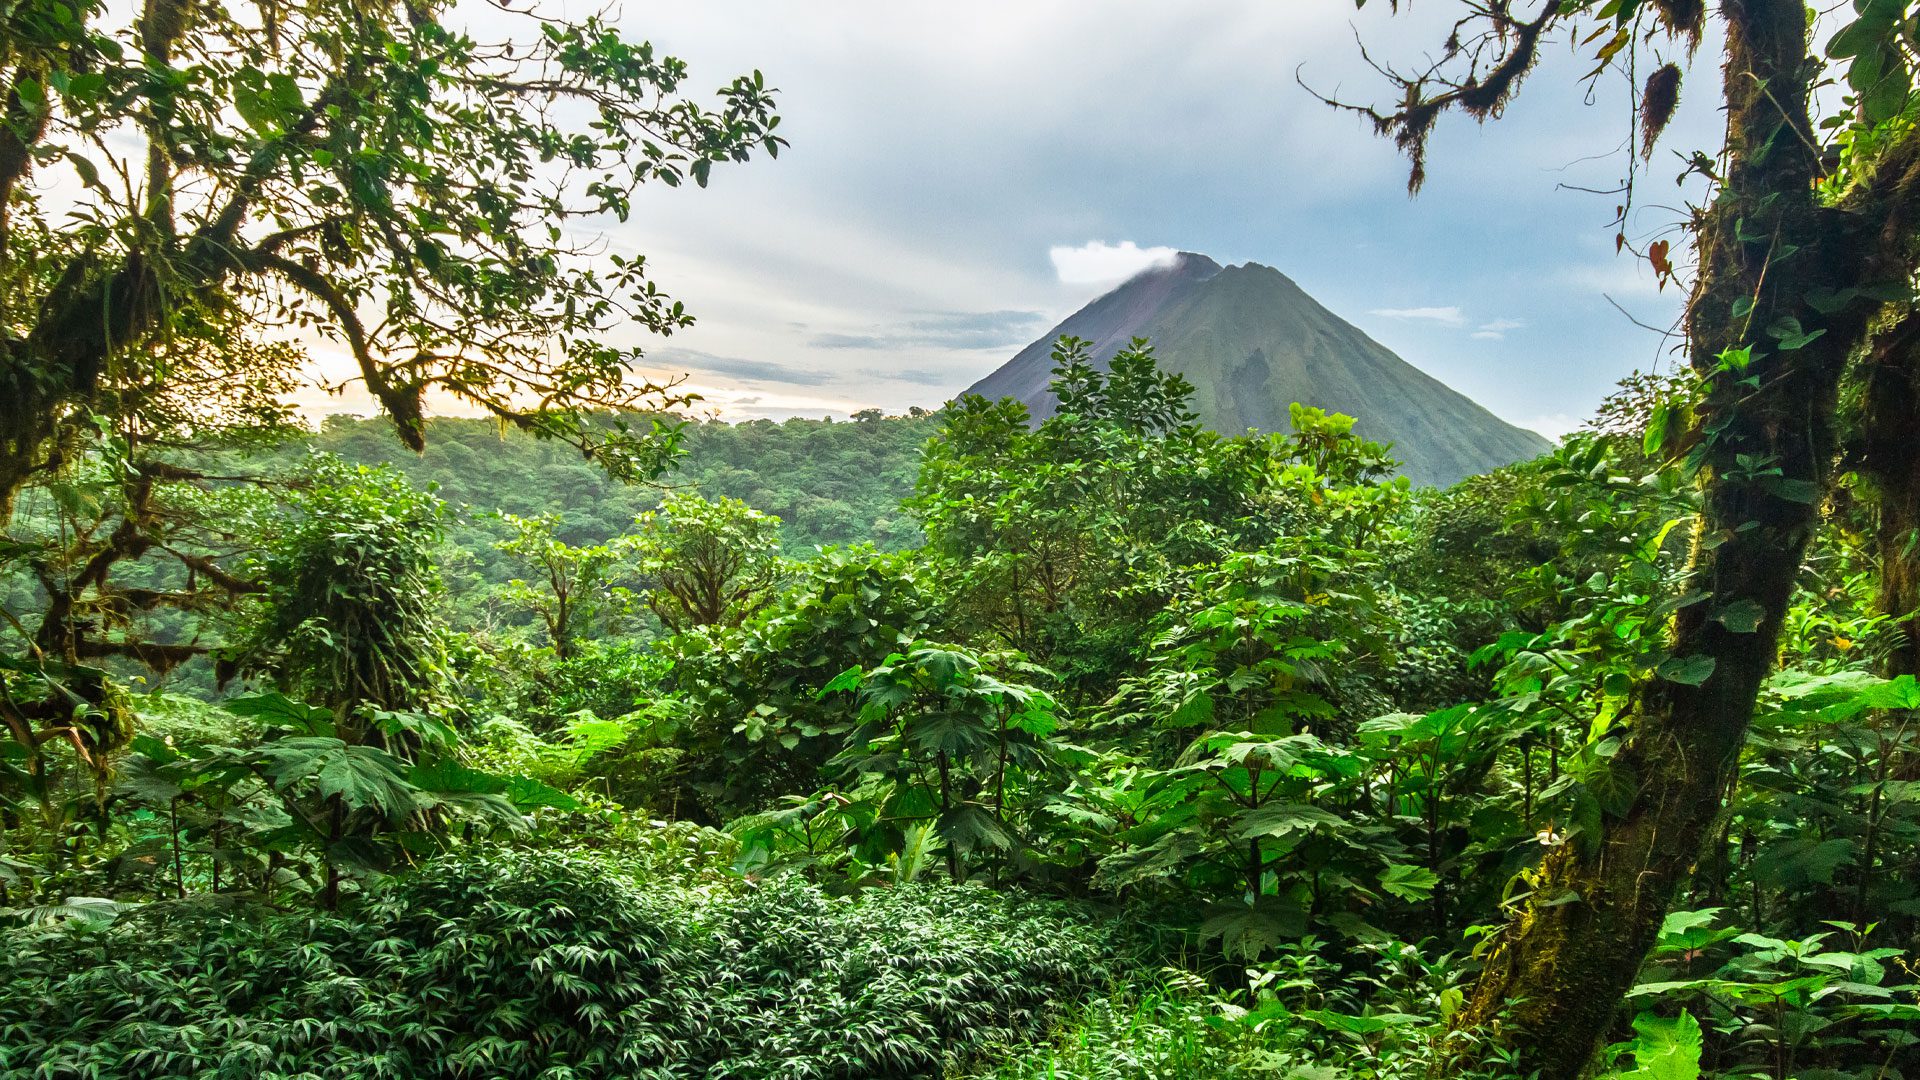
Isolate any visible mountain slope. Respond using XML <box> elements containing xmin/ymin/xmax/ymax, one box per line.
<box><xmin>964</xmin><ymin>253</ymin><xmax>1552</xmax><ymax>487</ymax></box>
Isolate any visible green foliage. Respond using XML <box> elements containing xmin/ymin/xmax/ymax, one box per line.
<box><xmin>0</xmin><ymin>0</ymin><xmax>783</xmax><ymax>498</ymax></box>
<box><xmin>292</xmin><ymin>412</ymin><xmax>935</xmax><ymax>564</ymax></box>
<box><xmin>11</xmin><ymin>331</ymin><xmax>1920</xmax><ymax>1079</ymax></box>
<box><xmin>634</xmin><ymin>491</ymin><xmax>786</xmax><ymax>633</ymax></box>
<box><xmin>62</xmin><ymin>690</ymin><xmax>566</xmax><ymax>908</ymax></box>
<box><xmin>226</xmin><ymin>457</ymin><xmax>450</xmax><ymax>723</ymax></box>
<box><xmin>1613</xmin><ymin>911</ymin><xmax>1920</xmax><ymax>1078</ymax></box>
<box><xmin>740</xmin><ymin>643</ymin><xmax>1067</xmax><ymax>883</ymax></box>
<box><xmin>0</xmin><ymin>847</ymin><xmax>1131</xmax><ymax>1079</ymax></box>
<box><xmin>914</xmin><ymin>337</ymin><xmax>1406</xmax><ymax>706</ymax></box>
<box><xmin>1605</xmin><ymin>1011</ymin><xmax>1703</xmax><ymax>1080</ymax></box>
<box><xmin>663</xmin><ymin>545</ymin><xmax>948</xmax><ymax>817</ymax></box>
<box><xmin>976</xmin><ymin>939</ymin><xmax>1502</xmax><ymax>1080</ymax></box>
<box><xmin>976</xmin><ymin>978</ymin><xmax>1280</xmax><ymax>1079</ymax></box>
<box><xmin>492</xmin><ymin>511</ymin><xmax>634</xmax><ymax>659</ymax></box>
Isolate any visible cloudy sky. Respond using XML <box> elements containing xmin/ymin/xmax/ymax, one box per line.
<box><xmin>327</xmin><ymin>2</ymin><xmax>1729</xmax><ymax>439</ymax></box>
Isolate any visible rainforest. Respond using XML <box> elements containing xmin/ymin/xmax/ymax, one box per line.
<box><xmin>3</xmin><ymin>1</ymin><xmax>1920</xmax><ymax>1078</ymax></box>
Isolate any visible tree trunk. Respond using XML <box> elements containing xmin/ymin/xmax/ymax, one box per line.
<box><xmin>1860</xmin><ymin>315</ymin><xmax>1920</xmax><ymax>677</ymax></box>
<box><xmin>1448</xmin><ymin>3</ymin><xmax>1895</xmax><ymax>1073</ymax></box>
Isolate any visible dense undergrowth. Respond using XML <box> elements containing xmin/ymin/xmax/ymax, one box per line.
<box><xmin>0</xmin><ymin>846</ymin><xmax>1132</xmax><ymax>1080</ymax></box>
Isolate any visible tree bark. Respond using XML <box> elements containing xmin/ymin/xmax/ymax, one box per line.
<box><xmin>1448</xmin><ymin>3</ymin><xmax>1906</xmax><ymax>1074</ymax></box>
<box><xmin>1859</xmin><ymin>315</ymin><xmax>1920</xmax><ymax>677</ymax></box>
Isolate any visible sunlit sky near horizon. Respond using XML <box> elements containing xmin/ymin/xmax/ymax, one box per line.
<box><xmin>294</xmin><ymin>1</ymin><xmax>1734</xmax><ymax>441</ymax></box>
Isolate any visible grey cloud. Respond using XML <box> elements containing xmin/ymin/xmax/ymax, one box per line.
<box><xmin>863</xmin><ymin>367</ymin><xmax>953</xmax><ymax>386</ymax></box>
<box><xmin>647</xmin><ymin>347</ymin><xmax>833</xmax><ymax>386</ymax></box>
<box><xmin>729</xmin><ymin>403</ymin><xmax>844</xmax><ymax>420</ymax></box>
<box><xmin>809</xmin><ymin>308</ymin><xmax>1047</xmax><ymax>351</ymax></box>
<box><xmin>809</xmin><ymin>333</ymin><xmax>891</xmax><ymax>349</ymax></box>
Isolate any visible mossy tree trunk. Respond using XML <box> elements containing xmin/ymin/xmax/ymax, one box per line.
<box><xmin>1448</xmin><ymin>2</ymin><xmax>1920</xmax><ymax>1074</ymax></box>
<box><xmin>1859</xmin><ymin>316</ymin><xmax>1920</xmax><ymax>678</ymax></box>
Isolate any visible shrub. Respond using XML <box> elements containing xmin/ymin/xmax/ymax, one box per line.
<box><xmin>0</xmin><ymin>848</ymin><xmax>1130</xmax><ymax>1079</ymax></box>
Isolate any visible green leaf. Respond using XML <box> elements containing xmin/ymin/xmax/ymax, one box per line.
<box><xmin>1299</xmin><ymin>1009</ymin><xmax>1424</xmax><ymax>1034</ymax></box>
<box><xmin>409</xmin><ymin>758</ymin><xmax>508</xmax><ymax>796</ymax></box>
<box><xmin>224</xmin><ymin>692</ymin><xmax>336</xmax><ymax>735</ymax></box>
<box><xmin>1643</xmin><ymin>401</ymin><xmax>1670</xmax><ymax>458</ymax></box>
<box><xmin>1167</xmin><ymin>689</ymin><xmax>1215</xmax><ymax>728</ymax></box>
<box><xmin>1379</xmin><ymin>863</ymin><xmax>1440</xmax><ymax>901</ymax></box>
<box><xmin>938</xmin><ymin>803</ymin><xmax>1013</xmax><ymax>852</ymax></box>
<box><xmin>816</xmin><ymin>664</ymin><xmax>864</xmax><ymax>697</ymax></box>
<box><xmin>1656</xmin><ymin>655</ymin><xmax>1717</xmax><ymax>687</ymax></box>
<box><xmin>1199</xmin><ymin>896</ymin><xmax>1305</xmax><ymax>960</ymax></box>
<box><xmin>1658</xmin><ymin>907</ymin><xmax>1723</xmax><ymax>940</ymax></box>
<box><xmin>1713</xmin><ymin>599</ymin><xmax>1765</xmax><ymax>633</ymax></box>
<box><xmin>1760</xmin><ymin>475</ymin><xmax>1822</xmax><ymax>504</ymax></box>
<box><xmin>1614</xmin><ymin>1009</ymin><xmax>1703</xmax><ymax>1080</ymax></box>
<box><xmin>1234</xmin><ymin>802</ymin><xmax>1346</xmax><ymax>840</ymax></box>
<box><xmin>506</xmin><ymin>776</ymin><xmax>581</xmax><ymax>811</ymax></box>
<box><xmin>1776</xmin><ymin>327</ymin><xmax>1827</xmax><ymax>351</ymax></box>
<box><xmin>1750</xmin><ymin>836</ymin><xmax>1856</xmax><ymax>888</ymax></box>
<box><xmin>316</xmin><ymin>747</ymin><xmax>418</xmax><ymax>820</ymax></box>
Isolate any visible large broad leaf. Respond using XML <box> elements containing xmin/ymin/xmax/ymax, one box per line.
<box><xmin>1378</xmin><ymin>863</ymin><xmax>1439</xmax><ymax>901</ymax></box>
<box><xmin>908</xmin><ymin>646</ymin><xmax>977</xmax><ymax>686</ymax></box>
<box><xmin>906</xmin><ymin>711</ymin><xmax>996</xmax><ymax>756</ymax></box>
<box><xmin>938</xmin><ymin>804</ymin><xmax>1013</xmax><ymax>852</ymax></box>
<box><xmin>253</xmin><ymin>737</ymin><xmax>349</xmax><ymax>788</ymax></box>
<box><xmin>1235</xmin><ymin>802</ymin><xmax>1346</xmax><ymax>840</ymax></box>
<box><xmin>1613</xmin><ymin>1009</ymin><xmax>1702</xmax><ymax>1080</ymax></box>
<box><xmin>315</xmin><ymin>746</ymin><xmax>419</xmax><ymax>820</ymax></box>
<box><xmin>7</xmin><ymin>896</ymin><xmax>134</xmax><ymax>927</ymax></box>
<box><xmin>422</xmin><ymin>788</ymin><xmax>528</xmax><ymax>831</ymax></box>
<box><xmin>1299</xmin><ymin>1009</ymin><xmax>1424</xmax><ymax>1035</ymax></box>
<box><xmin>1199</xmin><ymin>896</ymin><xmax>1305</xmax><ymax>961</ymax></box>
<box><xmin>409</xmin><ymin>758</ymin><xmax>508</xmax><ymax>796</ymax></box>
<box><xmin>1355</xmin><ymin>704</ymin><xmax>1475</xmax><ymax>746</ymax></box>
<box><xmin>1094</xmin><ymin>830</ymin><xmax>1203</xmax><ymax>889</ymax></box>
<box><xmin>115</xmin><ymin>754</ymin><xmax>184</xmax><ymax>804</ymax></box>
<box><xmin>1749</xmin><ymin>837</ymin><xmax>1857</xmax><ymax>889</ymax></box>
<box><xmin>223</xmin><ymin>692</ymin><xmax>337</xmax><ymax>735</ymax></box>
<box><xmin>1167</xmin><ymin>689</ymin><xmax>1215</xmax><ymax>729</ymax></box>
<box><xmin>1654</xmin><ymin>908</ymin><xmax>1739</xmax><ymax>954</ymax></box>
<box><xmin>815</xmin><ymin>664</ymin><xmax>864</xmax><ymax>698</ymax></box>
<box><xmin>372</xmin><ymin>710</ymin><xmax>458</xmax><ymax>751</ymax></box>
<box><xmin>506</xmin><ymin>776</ymin><xmax>581</xmax><ymax>811</ymax></box>
<box><xmin>1655</xmin><ymin>655</ymin><xmax>1717</xmax><ymax>687</ymax></box>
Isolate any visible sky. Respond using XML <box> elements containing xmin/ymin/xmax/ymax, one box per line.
<box><xmin>304</xmin><ymin>1</ymin><xmax>1731</xmax><ymax>440</ymax></box>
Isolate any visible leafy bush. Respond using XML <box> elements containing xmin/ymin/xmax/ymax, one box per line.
<box><xmin>974</xmin><ymin>980</ymin><xmax>1276</xmax><ymax>1079</ymax></box>
<box><xmin>975</xmin><ymin>940</ymin><xmax>1499</xmax><ymax>1080</ymax></box>
<box><xmin>0</xmin><ymin>847</ymin><xmax>1131</xmax><ymax>1079</ymax></box>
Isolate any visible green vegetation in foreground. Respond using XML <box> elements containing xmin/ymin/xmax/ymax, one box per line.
<box><xmin>0</xmin><ymin>846</ymin><xmax>1130</xmax><ymax>1080</ymax></box>
<box><xmin>5</xmin><ymin>341</ymin><xmax>1920</xmax><ymax>1080</ymax></box>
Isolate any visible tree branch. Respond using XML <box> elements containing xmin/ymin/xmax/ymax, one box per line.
<box><xmin>246</xmin><ymin>250</ymin><xmax>426</xmax><ymax>449</ymax></box>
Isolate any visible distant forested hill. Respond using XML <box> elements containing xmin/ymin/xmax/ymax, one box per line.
<box><xmin>293</xmin><ymin>413</ymin><xmax>935</xmax><ymax>560</ymax></box>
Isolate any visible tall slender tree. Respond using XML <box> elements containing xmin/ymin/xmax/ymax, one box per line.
<box><xmin>1331</xmin><ymin>1</ymin><xmax>1920</xmax><ymax>1073</ymax></box>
